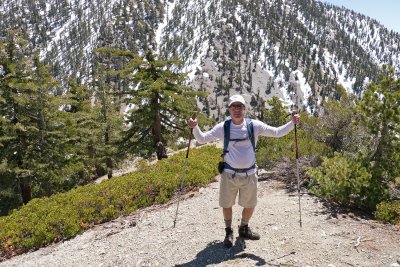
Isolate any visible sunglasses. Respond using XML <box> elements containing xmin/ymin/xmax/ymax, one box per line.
<box><xmin>230</xmin><ymin>104</ymin><xmax>245</xmax><ymax>110</ymax></box>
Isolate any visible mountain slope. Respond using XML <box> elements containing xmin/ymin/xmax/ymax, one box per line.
<box><xmin>157</xmin><ymin>0</ymin><xmax>400</xmax><ymax>117</ymax></box>
<box><xmin>1</xmin><ymin>0</ymin><xmax>399</xmax><ymax>115</ymax></box>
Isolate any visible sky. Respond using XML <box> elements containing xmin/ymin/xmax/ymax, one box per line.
<box><xmin>320</xmin><ymin>0</ymin><xmax>400</xmax><ymax>33</ymax></box>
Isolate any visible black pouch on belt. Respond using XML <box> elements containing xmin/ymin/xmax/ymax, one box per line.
<box><xmin>218</xmin><ymin>161</ymin><xmax>225</xmax><ymax>173</ymax></box>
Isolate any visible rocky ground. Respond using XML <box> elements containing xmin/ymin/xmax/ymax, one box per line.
<box><xmin>1</xmin><ymin>171</ymin><xmax>399</xmax><ymax>267</ymax></box>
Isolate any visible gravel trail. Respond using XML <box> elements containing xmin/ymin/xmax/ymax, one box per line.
<box><xmin>1</xmin><ymin>174</ymin><xmax>399</xmax><ymax>267</ymax></box>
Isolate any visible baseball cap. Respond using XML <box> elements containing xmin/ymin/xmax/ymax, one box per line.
<box><xmin>228</xmin><ymin>95</ymin><xmax>246</xmax><ymax>107</ymax></box>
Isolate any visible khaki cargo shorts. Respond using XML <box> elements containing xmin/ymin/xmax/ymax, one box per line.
<box><xmin>219</xmin><ymin>171</ymin><xmax>258</xmax><ymax>208</ymax></box>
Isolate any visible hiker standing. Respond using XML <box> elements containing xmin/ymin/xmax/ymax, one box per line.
<box><xmin>187</xmin><ymin>94</ymin><xmax>300</xmax><ymax>247</ymax></box>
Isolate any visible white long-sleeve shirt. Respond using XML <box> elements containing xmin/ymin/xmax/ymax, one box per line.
<box><xmin>193</xmin><ymin>119</ymin><xmax>294</xmax><ymax>175</ymax></box>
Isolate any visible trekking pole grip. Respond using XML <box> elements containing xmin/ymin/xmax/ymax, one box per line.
<box><xmin>191</xmin><ymin>111</ymin><xmax>197</xmax><ymax>124</ymax></box>
<box><xmin>291</xmin><ymin>111</ymin><xmax>299</xmax><ymax>160</ymax></box>
<box><xmin>186</xmin><ymin>112</ymin><xmax>197</xmax><ymax>158</ymax></box>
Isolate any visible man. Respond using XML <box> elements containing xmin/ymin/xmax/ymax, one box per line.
<box><xmin>187</xmin><ymin>94</ymin><xmax>300</xmax><ymax>248</ymax></box>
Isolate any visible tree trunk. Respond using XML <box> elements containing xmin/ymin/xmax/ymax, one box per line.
<box><xmin>104</xmin><ymin>124</ymin><xmax>113</xmax><ymax>179</ymax></box>
<box><xmin>152</xmin><ymin>94</ymin><xmax>162</xmax><ymax>145</ymax></box>
<box><xmin>20</xmin><ymin>180</ymin><xmax>32</xmax><ymax>204</ymax></box>
<box><xmin>15</xmin><ymin>123</ymin><xmax>32</xmax><ymax>204</ymax></box>
<box><xmin>106</xmin><ymin>157</ymin><xmax>113</xmax><ymax>179</ymax></box>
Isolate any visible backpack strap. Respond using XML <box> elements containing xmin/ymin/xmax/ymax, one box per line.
<box><xmin>222</xmin><ymin>119</ymin><xmax>231</xmax><ymax>157</ymax></box>
<box><xmin>222</xmin><ymin>118</ymin><xmax>255</xmax><ymax>157</ymax></box>
<box><xmin>245</xmin><ymin>117</ymin><xmax>256</xmax><ymax>152</ymax></box>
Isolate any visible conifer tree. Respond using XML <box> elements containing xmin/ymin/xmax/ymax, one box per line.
<box><xmin>0</xmin><ymin>31</ymin><xmax>73</xmax><ymax>204</ymax></box>
<box><xmin>262</xmin><ymin>96</ymin><xmax>288</xmax><ymax>126</ymax></box>
<box><xmin>357</xmin><ymin>66</ymin><xmax>400</xmax><ymax>193</ymax></box>
<box><xmin>27</xmin><ymin>56</ymin><xmax>77</xmax><ymax>197</ymax></box>
<box><xmin>96</xmin><ymin>49</ymin><xmax>201</xmax><ymax>158</ymax></box>
<box><xmin>0</xmin><ymin>31</ymin><xmax>38</xmax><ymax>204</ymax></box>
<box><xmin>92</xmin><ymin>61</ymin><xmax>126</xmax><ymax>178</ymax></box>
<box><xmin>320</xmin><ymin>84</ymin><xmax>357</xmax><ymax>152</ymax></box>
<box><xmin>62</xmin><ymin>77</ymin><xmax>99</xmax><ymax>183</ymax></box>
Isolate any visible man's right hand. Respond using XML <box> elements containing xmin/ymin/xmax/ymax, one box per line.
<box><xmin>188</xmin><ymin>118</ymin><xmax>198</xmax><ymax>128</ymax></box>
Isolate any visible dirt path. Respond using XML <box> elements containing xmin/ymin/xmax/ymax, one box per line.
<box><xmin>1</xmin><ymin>173</ymin><xmax>399</xmax><ymax>267</ymax></box>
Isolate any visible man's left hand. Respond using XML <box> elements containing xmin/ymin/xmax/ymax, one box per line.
<box><xmin>292</xmin><ymin>113</ymin><xmax>300</xmax><ymax>125</ymax></box>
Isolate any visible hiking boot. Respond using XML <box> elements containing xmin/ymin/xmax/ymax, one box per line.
<box><xmin>223</xmin><ymin>227</ymin><xmax>234</xmax><ymax>248</ymax></box>
<box><xmin>238</xmin><ymin>225</ymin><xmax>260</xmax><ymax>240</ymax></box>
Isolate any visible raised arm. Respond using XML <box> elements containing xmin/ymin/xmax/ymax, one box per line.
<box><xmin>254</xmin><ymin>113</ymin><xmax>300</xmax><ymax>138</ymax></box>
<box><xmin>187</xmin><ymin>118</ymin><xmax>223</xmax><ymax>144</ymax></box>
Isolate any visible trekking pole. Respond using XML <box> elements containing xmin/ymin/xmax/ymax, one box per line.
<box><xmin>173</xmin><ymin>112</ymin><xmax>197</xmax><ymax>228</ymax></box>
<box><xmin>293</xmin><ymin>112</ymin><xmax>303</xmax><ymax>227</ymax></box>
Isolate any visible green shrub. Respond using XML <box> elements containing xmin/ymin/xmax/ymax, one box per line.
<box><xmin>0</xmin><ymin>145</ymin><xmax>220</xmax><ymax>258</ymax></box>
<box><xmin>375</xmin><ymin>201</ymin><xmax>400</xmax><ymax>225</ymax></box>
<box><xmin>307</xmin><ymin>152</ymin><xmax>385</xmax><ymax>210</ymax></box>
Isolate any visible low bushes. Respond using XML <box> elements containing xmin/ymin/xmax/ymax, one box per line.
<box><xmin>307</xmin><ymin>152</ymin><xmax>400</xmax><ymax>225</ymax></box>
<box><xmin>0</xmin><ymin>145</ymin><xmax>220</xmax><ymax>259</ymax></box>
<box><xmin>307</xmin><ymin>153</ymin><xmax>379</xmax><ymax>210</ymax></box>
<box><xmin>376</xmin><ymin>201</ymin><xmax>400</xmax><ymax>225</ymax></box>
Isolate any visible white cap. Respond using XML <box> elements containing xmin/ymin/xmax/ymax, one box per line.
<box><xmin>228</xmin><ymin>95</ymin><xmax>246</xmax><ymax>107</ymax></box>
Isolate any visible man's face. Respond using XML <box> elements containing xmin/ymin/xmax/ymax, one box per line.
<box><xmin>228</xmin><ymin>102</ymin><xmax>245</xmax><ymax>120</ymax></box>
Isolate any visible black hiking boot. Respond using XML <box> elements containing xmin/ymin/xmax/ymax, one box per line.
<box><xmin>238</xmin><ymin>225</ymin><xmax>260</xmax><ymax>240</ymax></box>
<box><xmin>223</xmin><ymin>227</ymin><xmax>234</xmax><ymax>248</ymax></box>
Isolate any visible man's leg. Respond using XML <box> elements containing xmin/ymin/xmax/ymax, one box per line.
<box><xmin>219</xmin><ymin>172</ymin><xmax>238</xmax><ymax>248</ymax></box>
<box><xmin>223</xmin><ymin>207</ymin><xmax>233</xmax><ymax>247</ymax></box>
<box><xmin>223</xmin><ymin>207</ymin><xmax>233</xmax><ymax>221</ymax></box>
<box><xmin>239</xmin><ymin>207</ymin><xmax>260</xmax><ymax>240</ymax></box>
<box><xmin>241</xmin><ymin>207</ymin><xmax>254</xmax><ymax>226</ymax></box>
<box><xmin>237</xmin><ymin>173</ymin><xmax>260</xmax><ymax>240</ymax></box>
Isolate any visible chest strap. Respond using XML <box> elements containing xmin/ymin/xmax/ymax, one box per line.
<box><xmin>222</xmin><ymin>118</ymin><xmax>255</xmax><ymax>157</ymax></box>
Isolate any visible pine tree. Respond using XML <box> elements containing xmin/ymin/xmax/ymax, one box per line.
<box><xmin>319</xmin><ymin>84</ymin><xmax>358</xmax><ymax>152</ymax></box>
<box><xmin>0</xmin><ymin>31</ymin><xmax>38</xmax><ymax>204</ymax></box>
<box><xmin>92</xmin><ymin>61</ymin><xmax>126</xmax><ymax>178</ymax></box>
<box><xmin>27</xmin><ymin>56</ymin><xmax>77</xmax><ymax>197</ymax></box>
<box><xmin>0</xmin><ymin>31</ymin><xmax>73</xmax><ymax>204</ymax></box>
<box><xmin>62</xmin><ymin>77</ymin><xmax>100</xmax><ymax>183</ymax></box>
<box><xmin>358</xmin><ymin>66</ymin><xmax>400</xmax><ymax>191</ymax></box>
<box><xmin>95</xmin><ymin>49</ymin><xmax>201</xmax><ymax>158</ymax></box>
<box><xmin>262</xmin><ymin>96</ymin><xmax>288</xmax><ymax>126</ymax></box>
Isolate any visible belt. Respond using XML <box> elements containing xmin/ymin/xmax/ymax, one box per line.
<box><xmin>223</xmin><ymin>162</ymin><xmax>256</xmax><ymax>173</ymax></box>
